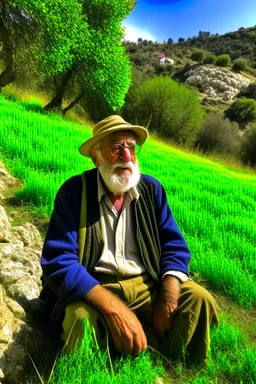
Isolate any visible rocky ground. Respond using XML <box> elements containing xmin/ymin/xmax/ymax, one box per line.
<box><xmin>0</xmin><ymin>162</ymin><xmax>60</xmax><ymax>384</ymax></box>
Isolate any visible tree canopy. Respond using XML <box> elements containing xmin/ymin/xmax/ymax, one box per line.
<box><xmin>0</xmin><ymin>0</ymin><xmax>135</xmax><ymax>116</ymax></box>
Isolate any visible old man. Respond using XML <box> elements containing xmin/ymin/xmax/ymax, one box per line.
<box><xmin>40</xmin><ymin>115</ymin><xmax>219</xmax><ymax>363</ymax></box>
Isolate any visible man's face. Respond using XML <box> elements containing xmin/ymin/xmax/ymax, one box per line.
<box><xmin>91</xmin><ymin>131</ymin><xmax>141</xmax><ymax>195</ymax></box>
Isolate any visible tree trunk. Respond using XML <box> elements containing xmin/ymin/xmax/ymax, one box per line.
<box><xmin>0</xmin><ymin>16</ymin><xmax>15</xmax><ymax>87</ymax></box>
<box><xmin>44</xmin><ymin>68</ymin><xmax>73</xmax><ymax>111</ymax></box>
<box><xmin>62</xmin><ymin>93</ymin><xmax>83</xmax><ymax>115</ymax></box>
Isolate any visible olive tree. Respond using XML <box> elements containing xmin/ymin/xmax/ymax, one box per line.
<box><xmin>1</xmin><ymin>0</ymin><xmax>135</xmax><ymax>117</ymax></box>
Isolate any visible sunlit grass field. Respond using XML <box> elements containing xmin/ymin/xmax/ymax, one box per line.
<box><xmin>1</xmin><ymin>94</ymin><xmax>255</xmax><ymax>309</ymax></box>
<box><xmin>0</xmin><ymin>95</ymin><xmax>255</xmax><ymax>383</ymax></box>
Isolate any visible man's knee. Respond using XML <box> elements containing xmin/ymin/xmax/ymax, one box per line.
<box><xmin>62</xmin><ymin>301</ymin><xmax>107</xmax><ymax>353</ymax></box>
<box><xmin>180</xmin><ymin>281</ymin><xmax>219</xmax><ymax>324</ymax></box>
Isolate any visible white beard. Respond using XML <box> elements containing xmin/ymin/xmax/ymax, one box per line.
<box><xmin>98</xmin><ymin>158</ymin><xmax>141</xmax><ymax>195</ymax></box>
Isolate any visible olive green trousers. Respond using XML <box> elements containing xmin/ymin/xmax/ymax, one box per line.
<box><xmin>61</xmin><ymin>273</ymin><xmax>219</xmax><ymax>363</ymax></box>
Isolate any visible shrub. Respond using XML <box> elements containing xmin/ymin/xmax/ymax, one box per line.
<box><xmin>232</xmin><ymin>58</ymin><xmax>247</xmax><ymax>72</ymax></box>
<box><xmin>225</xmin><ymin>97</ymin><xmax>256</xmax><ymax>124</ymax></box>
<box><xmin>195</xmin><ymin>112</ymin><xmax>241</xmax><ymax>155</ymax></box>
<box><xmin>154</xmin><ymin>64</ymin><xmax>165</xmax><ymax>75</ymax></box>
<box><xmin>215</xmin><ymin>54</ymin><xmax>231</xmax><ymax>67</ymax></box>
<box><xmin>203</xmin><ymin>52</ymin><xmax>216</xmax><ymax>64</ymax></box>
<box><xmin>191</xmin><ymin>49</ymin><xmax>206</xmax><ymax>63</ymax></box>
<box><xmin>240</xmin><ymin>123</ymin><xmax>256</xmax><ymax>166</ymax></box>
<box><xmin>239</xmin><ymin>82</ymin><xmax>256</xmax><ymax>99</ymax></box>
<box><xmin>122</xmin><ymin>76</ymin><xmax>204</xmax><ymax>146</ymax></box>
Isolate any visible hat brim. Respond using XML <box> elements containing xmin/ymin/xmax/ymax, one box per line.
<box><xmin>79</xmin><ymin>124</ymin><xmax>148</xmax><ymax>157</ymax></box>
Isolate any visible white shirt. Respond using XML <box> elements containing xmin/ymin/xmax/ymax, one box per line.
<box><xmin>93</xmin><ymin>173</ymin><xmax>189</xmax><ymax>282</ymax></box>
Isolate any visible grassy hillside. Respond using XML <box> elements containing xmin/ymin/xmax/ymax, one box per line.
<box><xmin>0</xmin><ymin>95</ymin><xmax>255</xmax><ymax>383</ymax></box>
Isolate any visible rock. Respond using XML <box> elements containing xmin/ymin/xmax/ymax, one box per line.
<box><xmin>0</xmin><ymin>207</ymin><xmax>12</xmax><ymax>243</ymax></box>
<box><xmin>5</xmin><ymin>298</ymin><xmax>25</xmax><ymax>320</ymax></box>
<box><xmin>185</xmin><ymin>64</ymin><xmax>251</xmax><ymax>101</ymax></box>
<box><xmin>12</xmin><ymin>223</ymin><xmax>43</xmax><ymax>249</ymax></box>
<box><xmin>0</xmin><ymin>163</ymin><xmax>44</xmax><ymax>383</ymax></box>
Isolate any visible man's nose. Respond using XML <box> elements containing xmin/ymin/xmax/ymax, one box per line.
<box><xmin>120</xmin><ymin>147</ymin><xmax>132</xmax><ymax>162</ymax></box>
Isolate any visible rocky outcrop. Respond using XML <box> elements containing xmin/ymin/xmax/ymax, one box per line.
<box><xmin>185</xmin><ymin>65</ymin><xmax>251</xmax><ymax>101</ymax></box>
<box><xmin>0</xmin><ymin>162</ymin><xmax>44</xmax><ymax>383</ymax></box>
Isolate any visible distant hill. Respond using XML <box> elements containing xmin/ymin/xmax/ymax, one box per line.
<box><xmin>123</xmin><ymin>25</ymin><xmax>256</xmax><ymax>75</ymax></box>
<box><xmin>176</xmin><ymin>26</ymin><xmax>256</xmax><ymax>66</ymax></box>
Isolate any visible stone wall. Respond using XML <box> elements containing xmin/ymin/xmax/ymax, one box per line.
<box><xmin>0</xmin><ymin>162</ymin><xmax>44</xmax><ymax>383</ymax></box>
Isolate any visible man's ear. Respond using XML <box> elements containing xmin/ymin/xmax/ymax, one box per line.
<box><xmin>90</xmin><ymin>149</ymin><xmax>99</xmax><ymax>167</ymax></box>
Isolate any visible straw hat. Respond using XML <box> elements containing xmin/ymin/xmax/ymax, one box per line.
<box><xmin>79</xmin><ymin>115</ymin><xmax>148</xmax><ymax>157</ymax></box>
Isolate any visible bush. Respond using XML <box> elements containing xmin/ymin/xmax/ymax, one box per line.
<box><xmin>239</xmin><ymin>82</ymin><xmax>256</xmax><ymax>99</ymax></box>
<box><xmin>195</xmin><ymin>112</ymin><xmax>241</xmax><ymax>156</ymax></box>
<box><xmin>232</xmin><ymin>58</ymin><xmax>247</xmax><ymax>72</ymax></box>
<box><xmin>122</xmin><ymin>76</ymin><xmax>205</xmax><ymax>146</ymax></box>
<box><xmin>215</xmin><ymin>54</ymin><xmax>231</xmax><ymax>67</ymax></box>
<box><xmin>191</xmin><ymin>49</ymin><xmax>206</xmax><ymax>63</ymax></box>
<box><xmin>203</xmin><ymin>52</ymin><xmax>216</xmax><ymax>64</ymax></box>
<box><xmin>240</xmin><ymin>123</ymin><xmax>256</xmax><ymax>166</ymax></box>
<box><xmin>225</xmin><ymin>97</ymin><xmax>256</xmax><ymax>124</ymax></box>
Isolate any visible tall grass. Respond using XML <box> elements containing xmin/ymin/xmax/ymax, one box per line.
<box><xmin>1</xmin><ymin>95</ymin><xmax>255</xmax><ymax>384</ymax></box>
<box><xmin>0</xmin><ymin>94</ymin><xmax>255</xmax><ymax>309</ymax></box>
<box><xmin>49</xmin><ymin>319</ymin><xmax>165</xmax><ymax>384</ymax></box>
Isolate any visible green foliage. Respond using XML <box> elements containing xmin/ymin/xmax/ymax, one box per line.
<box><xmin>225</xmin><ymin>97</ymin><xmax>256</xmax><ymax>123</ymax></box>
<box><xmin>6</xmin><ymin>0</ymin><xmax>133</xmax><ymax>114</ymax></box>
<box><xmin>10</xmin><ymin>0</ymin><xmax>89</xmax><ymax>75</ymax></box>
<box><xmin>195</xmin><ymin>112</ymin><xmax>241</xmax><ymax>155</ymax></box>
<box><xmin>51</xmin><ymin>318</ymin><xmax>165</xmax><ymax>384</ymax></box>
<box><xmin>215</xmin><ymin>54</ymin><xmax>231</xmax><ymax>67</ymax></box>
<box><xmin>190</xmin><ymin>49</ymin><xmax>206</xmax><ymax>63</ymax></box>
<box><xmin>239</xmin><ymin>82</ymin><xmax>256</xmax><ymax>99</ymax></box>
<box><xmin>209</xmin><ymin>314</ymin><xmax>256</xmax><ymax>383</ymax></box>
<box><xmin>203</xmin><ymin>52</ymin><xmax>216</xmax><ymax>64</ymax></box>
<box><xmin>240</xmin><ymin>123</ymin><xmax>256</xmax><ymax>166</ymax></box>
<box><xmin>176</xmin><ymin>25</ymin><xmax>256</xmax><ymax>67</ymax></box>
<box><xmin>123</xmin><ymin>76</ymin><xmax>204</xmax><ymax>146</ymax></box>
<box><xmin>232</xmin><ymin>57</ymin><xmax>248</xmax><ymax>72</ymax></box>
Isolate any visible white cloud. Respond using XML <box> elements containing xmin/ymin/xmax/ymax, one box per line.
<box><xmin>122</xmin><ymin>23</ymin><xmax>157</xmax><ymax>42</ymax></box>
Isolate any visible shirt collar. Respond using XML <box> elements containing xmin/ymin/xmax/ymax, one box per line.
<box><xmin>97</xmin><ymin>169</ymin><xmax>140</xmax><ymax>203</ymax></box>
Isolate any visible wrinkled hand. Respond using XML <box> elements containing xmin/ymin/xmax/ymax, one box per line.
<box><xmin>85</xmin><ymin>285</ymin><xmax>147</xmax><ymax>357</ymax></box>
<box><xmin>104</xmin><ymin>297</ymin><xmax>147</xmax><ymax>357</ymax></box>
<box><xmin>153</xmin><ymin>276</ymin><xmax>181</xmax><ymax>339</ymax></box>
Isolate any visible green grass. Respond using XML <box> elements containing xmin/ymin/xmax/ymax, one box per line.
<box><xmin>0</xmin><ymin>93</ymin><xmax>255</xmax><ymax>308</ymax></box>
<box><xmin>0</xmin><ymin>94</ymin><xmax>255</xmax><ymax>384</ymax></box>
<box><xmin>49</xmin><ymin>319</ymin><xmax>165</xmax><ymax>384</ymax></box>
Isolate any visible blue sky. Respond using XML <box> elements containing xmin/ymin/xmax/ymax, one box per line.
<box><xmin>122</xmin><ymin>0</ymin><xmax>256</xmax><ymax>43</ymax></box>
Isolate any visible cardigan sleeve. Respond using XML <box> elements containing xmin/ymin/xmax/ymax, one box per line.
<box><xmin>142</xmin><ymin>174</ymin><xmax>191</xmax><ymax>277</ymax></box>
<box><xmin>41</xmin><ymin>175</ymin><xmax>99</xmax><ymax>304</ymax></box>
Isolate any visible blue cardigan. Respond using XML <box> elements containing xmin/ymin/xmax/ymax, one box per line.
<box><xmin>40</xmin><ymin>169</ymin><xmax>191</xmax><ymax>333</ymax></box>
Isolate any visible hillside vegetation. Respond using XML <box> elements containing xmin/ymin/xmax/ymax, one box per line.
<box><xmin>0</xmin><ymin>96</ymin><xmax>255</xmax><ymax>383</ymax></box>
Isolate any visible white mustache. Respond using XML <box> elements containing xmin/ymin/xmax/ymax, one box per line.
<box><xmin>112</xmin><ymin>160</ymin><xmax>134</xmax><ymax>171</ymax></box>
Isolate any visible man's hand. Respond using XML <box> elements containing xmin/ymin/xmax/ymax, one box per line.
<box><xmin>84</xmin><ymin>285</ymin><xmax>147</xmax><ymax>357</ymax></box>
<box><xmin>152</xmin><ymin>275</ymin><xmax>181</xmax><ymax>339</ymax></box>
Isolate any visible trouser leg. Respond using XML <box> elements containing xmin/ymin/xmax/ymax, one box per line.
<box><xmin>61</xmin><ymin>301</ymin><xmax>108</xmax><ymax>355</ymax></box>
<box><xmin>159</xmin><ymin>280</ymin><xmax>219</xmax><ymax>364</ymax></box>
<box><xmin>60</xmin><ymin>273</ymin><xmax>154</xmax><ymax>354</ymax></box>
